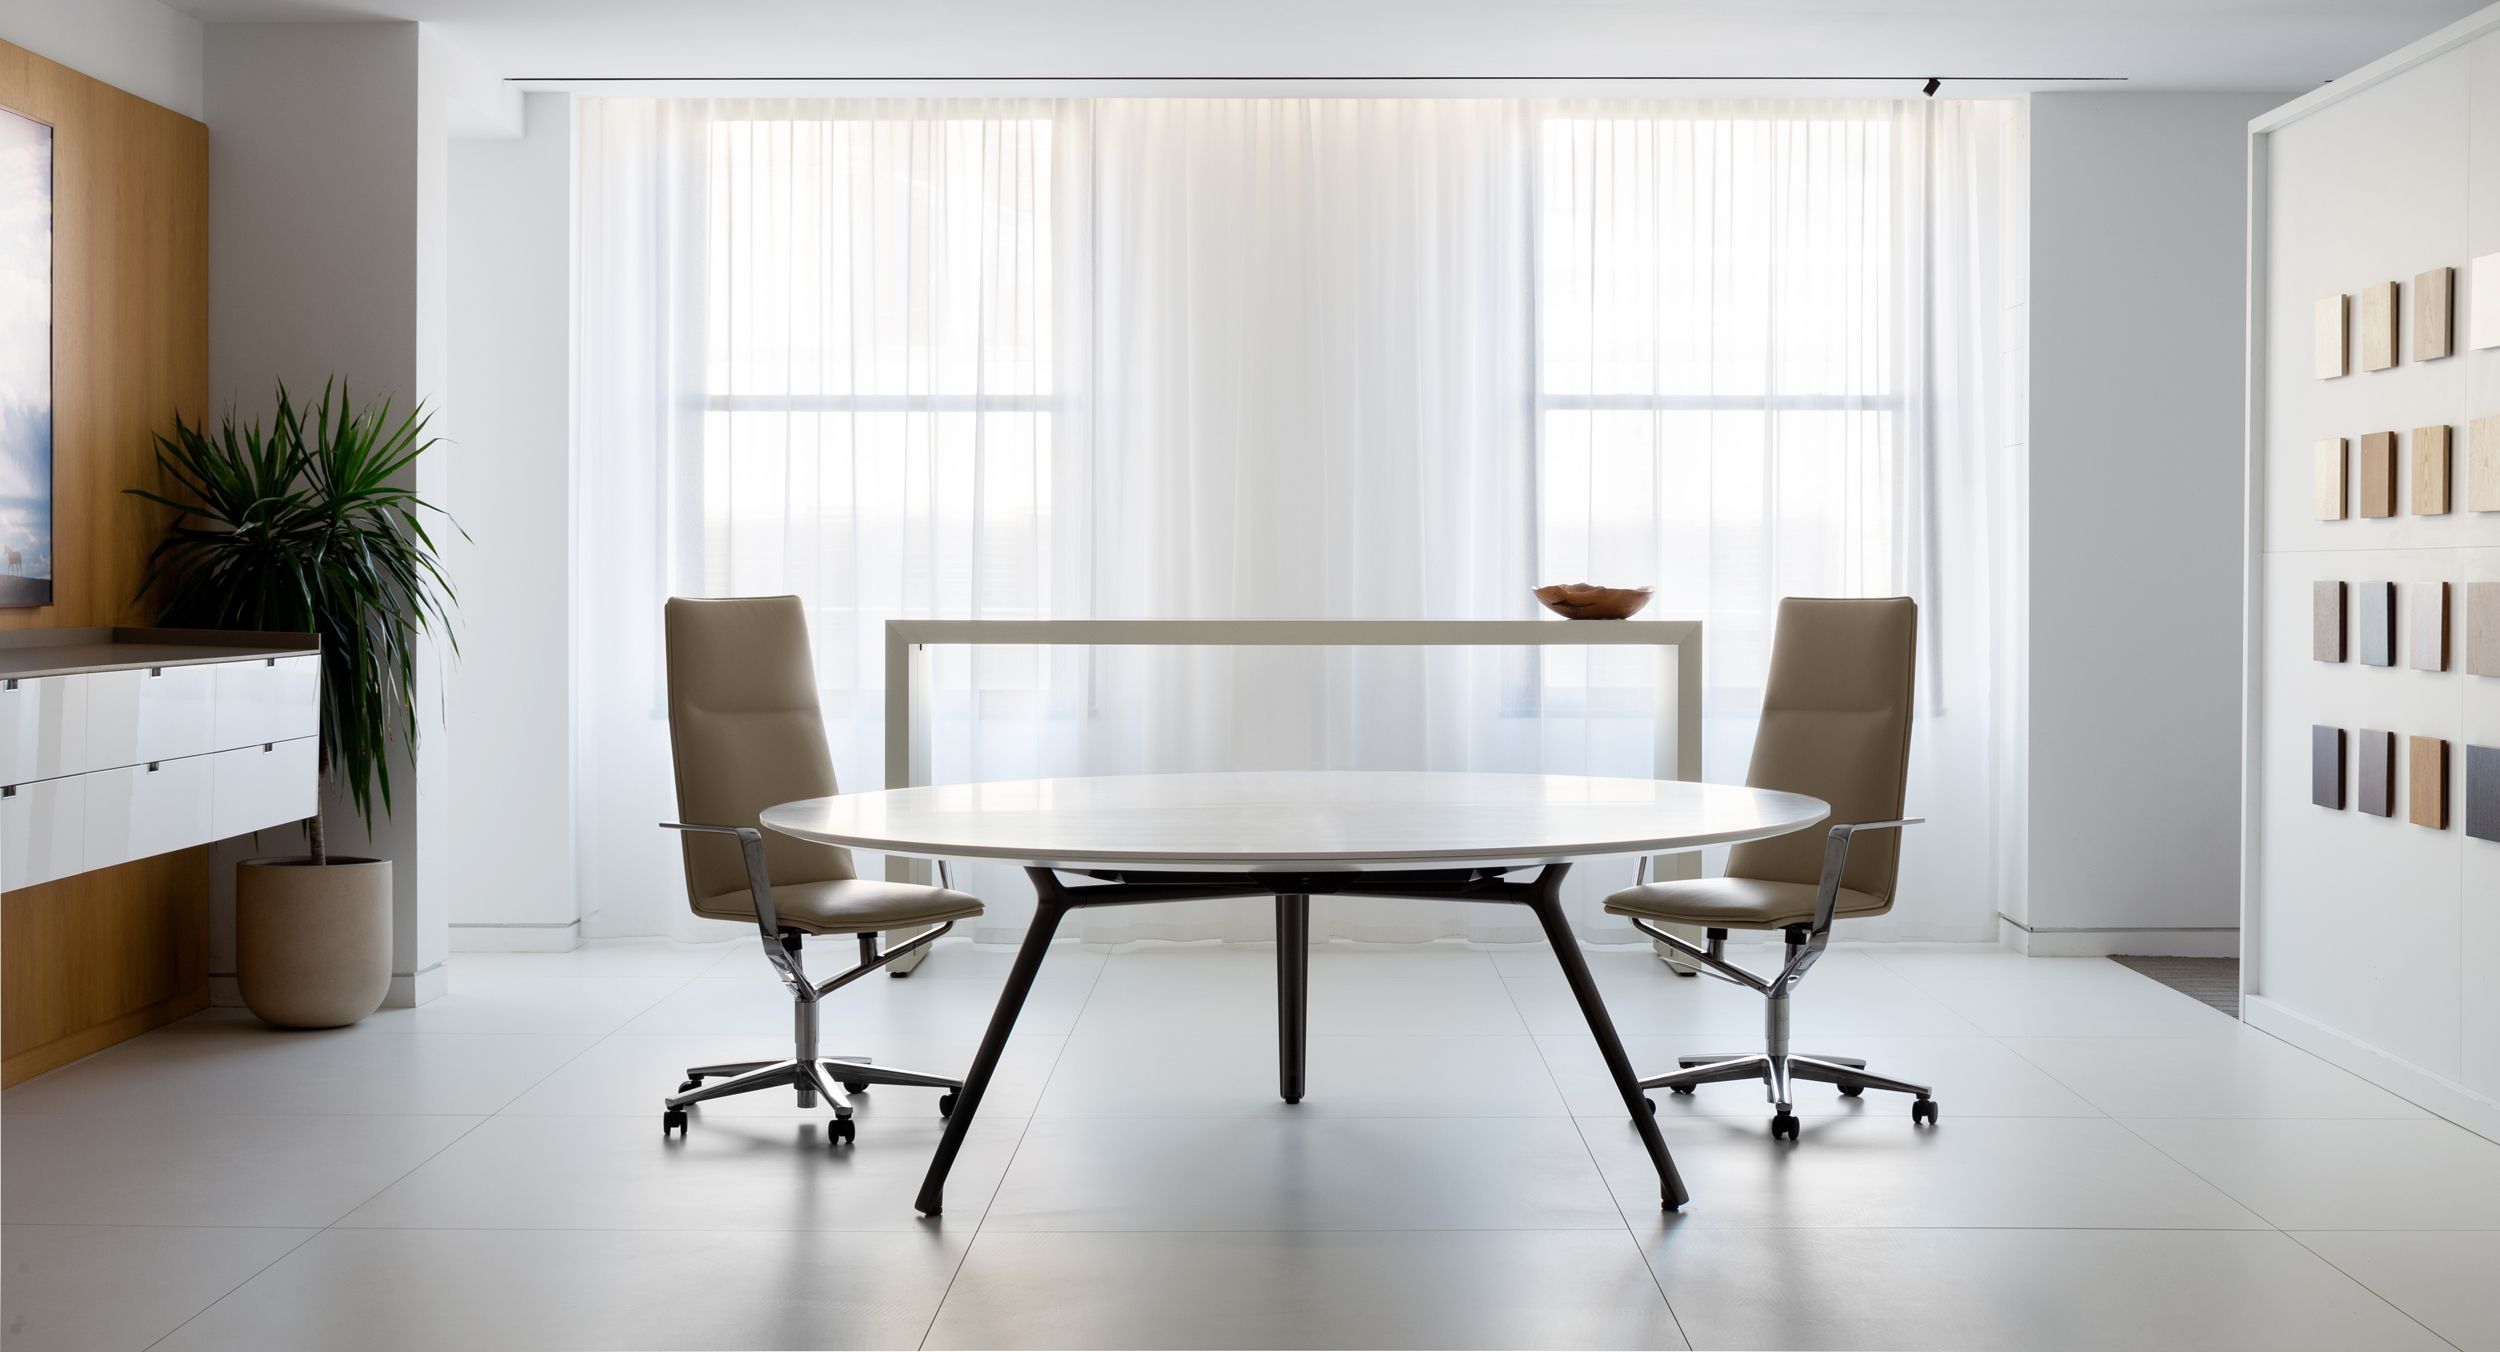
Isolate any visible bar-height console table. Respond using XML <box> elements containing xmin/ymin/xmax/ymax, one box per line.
<box><xmin>876</xmin><ymin>618</ymin><xmax>1704</xmax><ymax>970</ymax></box>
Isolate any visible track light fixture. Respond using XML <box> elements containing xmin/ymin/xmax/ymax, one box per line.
<box><xmin>1923</xmin><ymin>77</ymin><xmax>1942</xmax><ymax>97</ymax></box>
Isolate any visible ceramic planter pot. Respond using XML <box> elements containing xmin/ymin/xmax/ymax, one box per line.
<box><xmin>236</xmin><ymin>856</ymin><xmax>392</xmax><ymax>1028</ymax></box>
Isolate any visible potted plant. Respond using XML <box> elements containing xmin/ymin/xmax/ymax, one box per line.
<box><xmin>132</xmin><ymin>381</ymin><xmax>458</xmax><ymax>1028</ymax></box>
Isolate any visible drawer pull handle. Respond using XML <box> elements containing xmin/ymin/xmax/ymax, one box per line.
<box><xmin>3</xmin><ymin>679</ymin><xmax>16</xmax><ymax>691</ymax></box>
<box><xmin>146</xmin><ymin>762</ymin><xmax>161</xmax><ymax>773</ymax></box>
<box><xmin>263</xmin><ymin>743</ymin><xmax>275</xmax><ymax>753</ymax></box>
<box><xmin>2</xmin><ymin>785</ymin><xmax>14</xmax><ymax>798</ymax></box>
<box><xmin>150</xmin><ymin>667</ymin><xmax>164</xmax><ymax>678</ymax></box>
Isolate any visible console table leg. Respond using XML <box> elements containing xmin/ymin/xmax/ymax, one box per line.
<box><xmin>1276</xmin><ymin>893</ymin><xmax>1309</xmax><ymax>1104</ymax></box>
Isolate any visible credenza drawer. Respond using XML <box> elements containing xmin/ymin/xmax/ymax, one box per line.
<box><xmin>85</xmin><ymin>664</ymin><xmax>218</xmax><ymax>768</ymax></box>
<box><xmin>211</xmin><ymin>738</ymin><xmax>318</xmax><ymax>840</ymax></box>
<box><xmin>83</xmin><ymin>754</ymin><xmax>216</xmax><ymax>873</ymax></box>
<box><xmin>0</xmin><ymin>674</ymin><xmax>92</xmax><ymax>785</ymax></box>
<box><xmin>1</xmin><ymin>774</ymin><xmax>88</xmax><ymax>891</ymax></box>
<box><xmin>213</xmin><ymin>655</ymin><xmax>321</xmax><ymax>750</ymax></box>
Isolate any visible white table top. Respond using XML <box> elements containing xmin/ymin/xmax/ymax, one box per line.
<box><xmin>762</xmin><ymin>770</ymin><xmax>1829</xmax><ymax>873</ymax></box>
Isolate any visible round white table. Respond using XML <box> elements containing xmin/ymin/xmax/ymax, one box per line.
<box><xmin>763</xmin><ymin>770</ymin><xmax>1829</xmax><ymax>1215</ymax></box>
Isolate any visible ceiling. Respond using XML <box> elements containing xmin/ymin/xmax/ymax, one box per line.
<box><xmin>160</xmin><ymin>0</ymin><xmax>2486</xmax><ymax>93</ymax></box>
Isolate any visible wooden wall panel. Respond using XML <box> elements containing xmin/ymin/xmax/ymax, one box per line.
<box><xmin>0</xmin><ymin>41</ymin><xmax>211</xmax><ymax>1086</ymax></box>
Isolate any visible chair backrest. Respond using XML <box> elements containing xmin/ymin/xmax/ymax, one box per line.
<box><xmin>1724</xmin><ymin>596</ymin><xmax>1918</xmax><ymax>904</ymax></box>
<box><xmin>663</xmin><ymin>595</ymin><xmax>857</xmax><ymax>906</ymax></box>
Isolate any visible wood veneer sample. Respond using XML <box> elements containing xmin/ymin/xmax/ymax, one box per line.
<box><xmin>2313</xmin><ymin>726</ymin><xmax>2345</xmax><ymax>810</ymax></box>
<box><xmin>2317</xmin><ymin>294</ymin><xmax>2349</xmax><ymax>377</ymax></box>
<box><xmin>2411</xmin><ymin>737</ymin><xmax>2448</xmax><ymax>829</ymax></box>
<box><xmin>2362</xmin><ymin>281</ymin><xmax>2399</xmax><ymax>370</ymax></box>
<box><xmin>2470</xmin><ymin>582</ymin><xmax>2500</xmax><ymax>677</ymax></box>
<box><xmin>2470</xmin><ymin>745</ymin><xmax>2500</xmax><ymax>843</ymax></box>
<box><xmin>2409</xmin><ymin>581</ymin><xmax>2450</xmax><ymax>671</ymax></box>
<box><xmin>2314</xmin><ymin>580</ymin><xmax>2345</xmax><ymax>662</ymax></box>
<box><xmin>2413</xmin><ymin>424</ymin><xmax>2452</xmax><ymax>514</ymax></box>
<box><xmin>2315</xmin><ymin>438</ymin><xmax>2348</xmax><ymax>519</ymax></box>
<box><xmin>2357</xmin><ymin>581</ymin><xmax>2395</xmax><ymax>667</ymax></box>
<box><xmin>2358</xmin><ymin>730</ymin><xmax>2396</xmax><ymax>817</ymax></box>
<box><xmin>2476</xmin><ymin>416</ymin><xmax>2500</xmax><ymax>512</ymax></box>
<box><xmin>2417</xmin><ymin>266</ymin><xmax>2456</xmax><ymax>360</ymax></box>
<box><xmin>2359</xmin><ymin>431</ymin><xmax>2398</xmax><ymax>516</ymax></box>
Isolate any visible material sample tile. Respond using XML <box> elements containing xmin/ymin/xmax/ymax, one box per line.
<box><xmin>2409</xmin><ymin>581</ymin><xmax>2449</xmax><ymax>671</ymax></box>
<box><xmin>2412</xmin><ymin>424</ymin><xmax>2451</xmax><ymax>514</ymax></box>
<box><xmin>2317</xmin><ymin>294</ymin><xmax>2349</xmax><ymax>376</ymax></box>
<box><xmin>2477</xmin><ymin>416</ymin><xmax>2500</xmax><ymax>512</ymax></box>
<box><xmin>2359</xmin><ymin>431</ymin><xmax>2398</xmax><ymax>516</ymax></box>
<box><xmin>2473</xmin><ymin>582</ymin><xmax>2500</xmax><ymax>677</ymax></box>
<box><xmin>2471</xmin><ymin>745</ymin><xmax>2500</xmax><ymax>843</ymax></box>
<box><xmin>2357</xmin><ymin>582</ymin><xmax>2395</xmax><ymax>667</ymax></box>
<box><xmin>2411</xmin><ymin>737</ymin><xmax>2448</xmax><ymax>829</ymax></box>
<box><xmin>2358</xmin><ymin>729</ymin><xmax>2394</xmax><ymax>817</ymax></box>
<box><xmin>2362</xmin><ymin>281</ymin><xmax>2398</xmax><ymax>370</ymax></box>
<box><xmin>2315</xmin><ymin>438</ymin><xmax>2348</xmax><ymax>520</ymax></box>
<box><xmin>2313</xmin><ymin>726</ymin><xmax>2345</xmax><ymax>810</ymax></box>
<box><xmin>2314</xmin><ymin>580</ymin><xmax>2345</xmax><ymax>663</ymax></box>
<box><xmin>2476</xmin><ymin>253</ymin><xmax>2500</xmax><ymax>348</ymax></box>
<box><xmin>2416</xmin><ymin>265</ymin><xmax>2455</xmax><ymax>359</ymax></box>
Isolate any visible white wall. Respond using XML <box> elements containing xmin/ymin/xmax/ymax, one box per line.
<box><xmin>202</xmin><ymin>20</ymin><xmax>454</xmax><ymax>1005</ymax></box>
<box><xmin>2247</xmin><ymin>5</ymin><xmax>2500</xmax><ymax>1143</ymax></box>
<box><xmin>446</xmin><ymin>91</ymin><xmax>579</xmax><ymax>950</ymax></box>
<box><xmin>0</xmin><ymin>0</ymin><xmax>203</xmax><ymax>118</ymax></box>
<box><xmin>2019</xmin><ymin>90</ymin><xmax>2296</xmax><ymax>956</ymax></box>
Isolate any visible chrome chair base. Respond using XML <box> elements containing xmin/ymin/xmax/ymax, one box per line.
<box><xmin>1642</xmin><ymin>1048</ymin><xmax>1936</xmax><ymax>1140</ymax></box>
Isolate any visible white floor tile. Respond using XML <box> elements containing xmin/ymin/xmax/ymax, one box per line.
<box><xmin>500</xmin><ymin>1030</ymin><xmax>1061</xmax><ymax>1119</ymax></box>
<box><xmin>1536</xmin><ymin>1033</ymin><xmax>2102</xmax><ymax>1119</ymax></box>
<box><xmin>335</xmin><ymin>1112</ymin><xmax>1020</xmax><ymax>1233</ymax></box>
<box><xmin>1582</xmin><ymin>1113</ymin><xmax>2267</xmax><ymax>1230</ymax></box>
<box><xmin>925</xmin><ymin>1229</ymin><xmax>1686</xmax><ymax>1350</ymax></box>
<box><xmin>449</xmin><ymin>938</ymin><xmax>741</xmax><ymax>980</ymax></box>
<box><xmin>1037</xmin><ymin>1030</ymin><xmax>1567</xmax><ymax>1118</ymax></box>
<box><xmin>2296</xmin><ymin>1230</ymin><xmax>2500</xmax><ymax>1351</ymax></box>
<box><xmin>981</xmin><ymin>1116</ymin><xmax>1624</xmax><ymax>1231</ymax></box>
<box><xmin>1873</xmin><ymin>951</ymin><xmax>2242</xmax><ymax>1038</ymax></box>
<box><xmin>2003</xmin><ymin>1032</ymin><xmax>2432</xmax><ymax>1119</ymax></box>
<box><xmin>1645</xmin><ymin>1227</ymin><xmax>2449</xmax><ymax>1351</ymax></box>
<box><xmin>2126</xmin><ymin>1117</ymin><xmax>2500</xmax><ymax>1229</ymax></box>
<box><xmin>619</xmin><ymin>958</ymin><xmax>1098</xmax><ymax>1040</ymax></box>
<box><xmin>150</xmin><ymin>1226</ymin><xmax>967</xmax><ymax>1352</ymax></box>
<box><xmin>1077</xmin><ymin>943</ymin><xmax>1525</xmax><ymax>1037</ymax></box>
<box><xmin>3</xmin><ymin>1014</ymin><xmax>592</xmax><ymax>1117</ymax></box>
<box><xmin>0</xmin><ymin>1113</ymin><xmax>481</xmax><ymax>1227</ymax></box>
<box><xmin>0</xmin><ymin>1225</ymin><xmax>314</xmax><ymax>1352</ymax></box>
<box><xmin>356</xmin><ymin>971</ymin><xmax>683</xmax><ymax>1038</ymax></box>
<box><xmin>1502</xmin><ymin>949</ymin><xmax>1980</xmax><ymax>1039</ymax></box>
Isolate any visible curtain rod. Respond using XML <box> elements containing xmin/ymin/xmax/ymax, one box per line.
<box><xmin>515</xmin><ymin>74</ymin><xmax>2127</xmax><ymax>83</ymax></box>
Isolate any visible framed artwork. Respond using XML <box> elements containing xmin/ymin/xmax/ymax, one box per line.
<box><xmin>2316</xmin><ymin>295</ymin><xmax>2349</xmax><ymax>378</ymax></box>
<box><xmin>2417</xmin><ymin>266</ymin><xmax>2455</xmax><ymax>360</ymax></box>
<box><xmin>0</xmin><ymin>106</ymin><xmax>53</xmax><ymax>608</ymax></box>
<box><xmin>2411</xmin><ymin>737</ymin><xmax>2447</xmax><ymax>830</ymax></box>
<box><xmin>2359</xmin><ymin>431</ymin><xmax>2397</xmax><ymax>516</ymax></box>
<box><xmin>2362</xmin><ymin>281</ymin><xmax>2398</xmax><ymax>371</ymax></box>
<box><xmin>2412</xmin><ymin>424</ymin><xmax>2451</xmax><ymax>515</ymax></box>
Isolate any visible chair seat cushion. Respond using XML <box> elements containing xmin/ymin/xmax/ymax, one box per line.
<box><xmin>696</xmin><ymin>879</ymin><xmax>984</xmax><ymax>935</ymax></box>
<box><xmin>1604</xmin><ymin>877</ymin><xmax>1889</xmax><ymax>930</ymax></box>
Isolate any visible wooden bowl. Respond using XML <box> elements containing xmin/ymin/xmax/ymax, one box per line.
<box><xmin>1534</xmin><ymin>583</ymin><xmax>1654</xmax><ymax>620</ymax></box>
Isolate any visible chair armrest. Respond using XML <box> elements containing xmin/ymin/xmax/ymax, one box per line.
<box><xmin>658</xmin><ymin>821</ymin><xmax>784</xmax><ymax>939</ymax></box>
<box><xmin>1807</xmin><ymin>817</ymin><xmax>1923</xmax><ymax>936</ymax></box>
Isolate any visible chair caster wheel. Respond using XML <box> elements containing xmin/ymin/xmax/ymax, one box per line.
<box><xmin>1770</xmin><ymin>1112</ymin><xmax>1800</xmax><ymax>1141</ymax></box>
<box><xmin>1838</xmin><ymin>1084</ymin><xmax>1863</xmax><ymax>1098</ymax></box>
<box><xmin>663</xmin><ymin>1107</ymin><xmax>689</xmax><ymax>1138</ymax></box>
<box><xmin>678</xmin><ymin>1078</ymin><xmax>701</xmax><ymax>1093</ymax></box>
<box><xmin>1912</xmin><ymin>1098</ymin><xmax>1939</xmax><ymax>1126</ymax></box>
<box><xmin>830</xmin><ymin>1116</ymin><xmax>857</xmax><ymax>1146</ymax></box>
<box><xmin>1671</xmin><ymin>966</ymin><xmax>1700</xmax><ymax>979</ymax></box>
<box><xmin>843</xmin><ymin>1080</ymin><xmax>870</xmax><ymax>1096</ymax></box>
<box><xmin>1644</xmin><ymin>1097</ymin><xmax>1657</xmax><ymax>1114</ymax></box>
<box><xmin>938</xmin><ymin>1092</ymin><xmax>958</xmax><ymax>1119</ymax></box>
<box><xmin>1671</xmin><ymin>1084</ymin><xmax>1696</xmax><ymax>1096</ymax></box>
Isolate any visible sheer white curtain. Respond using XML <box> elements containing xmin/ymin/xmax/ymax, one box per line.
<box><xmin>573</xmin><ymin>95</ymin><xmax>2026</xmax><ymax>946</ymax></box>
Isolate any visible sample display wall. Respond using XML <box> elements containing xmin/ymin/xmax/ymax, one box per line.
<box><xmin>2248</xmin><ymin>5</ymin><xmax>2500</xmax><ymax>1141</ymax></box>
<box><xmin>0</xmin><ymin>39</ymin><xmax>210</xmax><ymax>1085</ymax></box>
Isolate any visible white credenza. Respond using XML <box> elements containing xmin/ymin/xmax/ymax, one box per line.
<box><xmin>0</xmin><ymin>629</ymin><xmax>321</xmax><ymax>892</ymax></box>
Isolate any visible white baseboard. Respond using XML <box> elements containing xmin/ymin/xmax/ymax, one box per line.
<box><xmin>385</xmin><ymin>962</ymin><xmax>447</xmax><ymax>1008</ymax></box>
<box><xmin>450</xmin><ymin>920</ymin><xmax>582</xmax><ymax>953</ymax></box>
<box><xmin>1995</xmin><ymin>915</ymin><xmax>2240</xmax><ymax>957</ymax></box>
<box><xmin>2246</xmin><ymin>993</ymin><xmax>2500</xmax><ymax>1147</ymax></box>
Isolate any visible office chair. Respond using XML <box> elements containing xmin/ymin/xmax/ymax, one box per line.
<box><xmin>1604</xmin><ymin>596</ymin><xmax>1935</xmax><ymax>1141</ymax></box>
<box><xmin>657</xmin><ymin>595</ymin><xmax>984</xmax><ymax>1145</ymax></box>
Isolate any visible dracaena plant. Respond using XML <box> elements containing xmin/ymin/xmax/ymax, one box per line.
<box><xmin>130</xmin><ymin>380</ymin><xmax>459</xmax><ymax>864</ymax></box>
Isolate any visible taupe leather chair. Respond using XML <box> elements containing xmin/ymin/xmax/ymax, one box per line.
<box><xmin>1605</xmin><ymin>596</ymin><xmax>1935</xmax><ymax>1141</ymax></box>
<box><xmin>657</xmin><ymin>595</ymin><xmax>983</xmax><ymax>1145</ymax></box>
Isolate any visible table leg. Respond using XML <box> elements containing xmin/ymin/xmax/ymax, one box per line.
<box><xmin>913</xmin><ymin>894</ymin><xmax>1064</xmax><ymax>1217</ymax></box>
<box><xmin>1275</xmin><ymin>893</ymin><xmax>1309</xmax><ymax>1104</ymax></box>
<box><xmin>1525</xmin><ymin>868</ymin><xmax>1690</xmax><ymax>1211</ymax></box>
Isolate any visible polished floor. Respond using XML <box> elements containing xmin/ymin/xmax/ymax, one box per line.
<box><xmin>4</xmin><ymin>936</ymin><xmax>2494</xmax><ymax>1351</ymax></box>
